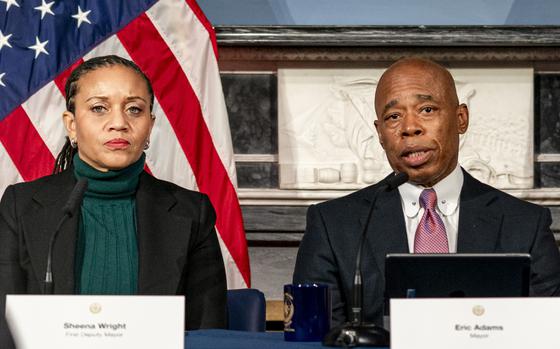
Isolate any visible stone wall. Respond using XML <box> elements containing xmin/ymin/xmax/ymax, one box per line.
<box><xmin>216</xmin><ymin>26</ymin><xmax>560</xmax><ymax>301</ymax></box>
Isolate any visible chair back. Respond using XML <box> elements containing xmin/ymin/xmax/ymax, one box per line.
<box><xmin>227</xmin><ymin>288</ymin><xmax>266</xmax><ymax>332</ymax></box>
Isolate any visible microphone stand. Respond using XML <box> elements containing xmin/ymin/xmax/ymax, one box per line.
<box><xmin>43</xmin><ymin>216</ymin><xmax>70</xmax><ymax>295</ymax></box>
<box><xmin>323</xmin><ymin>172</ymin><xmax>408</xmax><ymax>347</ymax></box>
<box><xmin>43</xmin><ymin>179</ymin><xmax>88</xmax><ymax>294</ymax></box>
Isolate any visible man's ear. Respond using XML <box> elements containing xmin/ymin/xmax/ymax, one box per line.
<box><xmin>456</xmin><ymin>103</ymin><xmax>469</xmax><ymax>134</ymax></box>
<box><xmin>62</xmin><ymin>111</ymin><xmax>77</xmax><ymax>140</ymax></box>
<box><xmin>374</xmin><ymin>119</ymin><xmax>385</xmax><ymax>149</ymax></box>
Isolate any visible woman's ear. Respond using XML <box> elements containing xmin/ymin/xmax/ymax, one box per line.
<box><xmin>62</xmin><ymin>111</ymin><xmax>77</xmax><ymax>140</ymax></box>
<box><xmin>148</xmin><ymin>113</ymin><xmax>156</xmax><ymax>136</ymax></box>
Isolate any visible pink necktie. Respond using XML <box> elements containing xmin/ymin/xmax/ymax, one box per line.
<box><xmin>414</xmin><ymin>189</ymin><xmax>449</xmax><ymax>253</ymax></box>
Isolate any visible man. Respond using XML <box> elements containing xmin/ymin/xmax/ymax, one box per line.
<box><xmin>293</xmin><ymin>58</ymin><xmax>560</xmax><ymax>327</ymax></box>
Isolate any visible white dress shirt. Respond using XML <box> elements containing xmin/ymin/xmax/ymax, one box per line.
<box><xmin>397</xmin><ymin>164</ymin><xmax>464</xmax><ymax>253</ymax></box>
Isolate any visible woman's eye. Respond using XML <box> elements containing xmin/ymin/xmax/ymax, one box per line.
<box><xmin>127</xmin><ymin>106</ymin><xmax>142</xmax><ymax>115</ymax></box>
<box><xmin>91</xmin><ymin>105</ymin><xmax>106</xmax><ymax>113</ymax></box>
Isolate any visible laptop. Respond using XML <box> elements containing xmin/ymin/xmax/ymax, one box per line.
<box><xmin>384</xmin><ymin>253</ymin><xmax>531</xmax><ymax>305</ymax></box>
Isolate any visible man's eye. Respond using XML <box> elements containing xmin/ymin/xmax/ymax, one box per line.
<box><xmin>385</xmin><ymin>114</ymin><xmax>399</xmax><ymax>121</ymax></box>
<box><xmin>421</xmin><ymin>106</ymin><xmax>435</xmax><ymax>113</ymax></box>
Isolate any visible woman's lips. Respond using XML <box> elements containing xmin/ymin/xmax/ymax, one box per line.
<box><xmin>402</xmin><ymin>149</ymin><xmax>432</xmax><ymax>167</ymax></box>
<box><xmin>104</xmin><ymin>138</ymin><xmax>130</xmax><ymax>150</ymax></box>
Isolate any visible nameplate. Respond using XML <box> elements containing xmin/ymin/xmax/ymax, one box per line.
<box><xmin>391</xmin><ymin>298</ymin><xmax>560</xmax><ymax>349</ymax></box>
<box><xmin>6</xmin><ymin>295</ymin><xmax>184</xmax><ymax>349</ymax></box>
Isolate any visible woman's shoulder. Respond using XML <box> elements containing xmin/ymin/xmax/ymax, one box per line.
<box><xmin>139</xmin><ymin>172</ymin><xmax>209</xmax><ymax>203</ymax></box>
<box><xmin>5</xmin><ymin>170</ymin><xmax>73</xmax><ymax>198</ymax></box>
<box><xmin>0</xmin><ymin>171</ymin><xmax>75</xmax><ymax>216</ymax></box>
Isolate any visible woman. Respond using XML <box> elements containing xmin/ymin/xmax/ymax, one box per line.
<box><xmin>0</xmin><ymin>55</ymin><xmax>227</xmax><ymax>347</ymax></box>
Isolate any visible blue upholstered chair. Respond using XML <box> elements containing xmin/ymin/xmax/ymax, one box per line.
<box><xmin>227</xmin><ymin>288</ymin><xmax>266</xmax><ymax>332</ymax></box>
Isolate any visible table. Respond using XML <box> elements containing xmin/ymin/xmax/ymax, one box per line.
<box><xmin>185</xmin><ymin>329</ymin><xmax>389</xmax><ymax>349</ymax></box>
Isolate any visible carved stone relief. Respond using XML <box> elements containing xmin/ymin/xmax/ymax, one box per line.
<box><xmin>278</xmin><ymin>68</ymin><xmax>533</xmax><ymax>189</ymax></box>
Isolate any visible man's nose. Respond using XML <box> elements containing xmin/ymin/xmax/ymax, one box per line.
<box><xmin>400</xmin><ymin>115</ymin><xmax>423</xmax><ymax>137</ymax></box>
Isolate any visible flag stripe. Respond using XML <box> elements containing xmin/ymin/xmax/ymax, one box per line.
<box><xmin>145</xmin><ymin>103</ymin><xmax>199</xmax><ymax>189</ymax></box>
<box><xmin>117</xmin><ymin>14</ymin><xmax>250</xmax><ymax>287</ymax></box>
<box><xmin>215</xmin><ymin>227</ymin><xmax>247</xmax><ymax>288</ymax></box>
<box><xmin>21</xmin><ymin>82</ymin><xmax>67</xmax><ymax>156</ymax></box>
<box><xmin>183</xmin><ymin>0</ymin><xmax>218</xmax><ymax>57</ymax></box>
<box><xmin>54</xmin><ymin>60</ymin><xmax>85</xmax><ymax>97</ymax></box>
<box><xmin>146</xmin><ymin>0</ymin><xmax>237</xmax><ymax>183</ymax></box>
<box><xmin>0</xmin><ymin>107</ymin><xmax>55</xmax><ymax>181</ymax></box>
<box><xmin>0</xmin><ymin>141</ymin><xmax>24</xmax><ymax>197</ymax></box>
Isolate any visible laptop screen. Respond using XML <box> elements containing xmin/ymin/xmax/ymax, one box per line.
<box><xmin>385</xmin><ymin>253</ymin><xmax>531</xmax><ymax>302</ymax></box>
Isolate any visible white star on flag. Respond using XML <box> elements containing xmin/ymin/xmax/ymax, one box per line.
<box><xmin>71</xmin><ymin>6</ymin><xmax>91</xmax><ymax>28</ymax></box>
<box><xmin>0</xmin><ymin>73</ymin><xmax>5</xmax><ymax>87</ymax></box>
<box><xmin>34</xmin><ymin>0</ymin><xmax>55</xmax><ymax>20</ymax></box>
<box><xmin>0</xmin><ymin>30</ymin><xmax>12</xmax><ymax>51</ymax></box>
<box><xmin>1</xmin><ymin>0</ymin><xmax>20</xmax><ymax>11</ymax></box>
<box><xmin>28</xmin><ymin>36</ymin><xmax>49</xmax><ymax>58</ymax></box>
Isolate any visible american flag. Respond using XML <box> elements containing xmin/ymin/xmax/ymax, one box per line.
<box><xmin>0</xmin><ymin>0</ymin><xmax>250</xmax><ymax>289</ymax></box>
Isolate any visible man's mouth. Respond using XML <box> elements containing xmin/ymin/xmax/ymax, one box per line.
<box><xmin>401</xmin><ymin>149</ymin><xmax>432</xmax><ymax>167</ymax></box>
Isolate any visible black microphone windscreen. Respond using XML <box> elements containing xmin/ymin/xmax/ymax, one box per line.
<box><xmin>387</xmin><ymin>172</ymin><xmax>409</xmax><ymax>190</ymax></box>
<box><xmin>62</xmin><ymin>178</ymin><xmax>88</xmax><ymax>216</ymax></box>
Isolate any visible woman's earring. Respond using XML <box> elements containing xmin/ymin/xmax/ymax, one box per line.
<box><xmin>70</xmin><ymin>138</ymin><xmax>77</xmax><ymax>148</ymax></box>
<box><xmin>144</xmin><ymin>140</ymin><xmax>150</xmax><ymax>150</ymax></box>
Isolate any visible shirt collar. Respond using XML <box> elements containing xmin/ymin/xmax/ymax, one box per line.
<box><xmin>398</xmin><ymin>164</ymin><xmax>464</xmax><ymax>218</ymax></box>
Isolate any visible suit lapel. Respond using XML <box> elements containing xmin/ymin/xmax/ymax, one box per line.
<box><xmin>136</xmin><ymin>173</ymin><xmax>190</xmax><ymax>294</ymax></box>
<box><xmin>457</xmin><ymin>170</ymin><xmax>503</xmax><ymax>253</ymax></box>
<box><xmin>23</xmin><ymin>170</ymin><xmax>77</xmax><ymax>294</ymax></box>
<box><xmin>360</xmin><ymin>186</ymin><xmax>408</xmax><ymax>274</ymax></box>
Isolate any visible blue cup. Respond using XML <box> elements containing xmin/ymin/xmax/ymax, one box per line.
<box><xmin>284</xmin><ymin>283</ymin><xmax>331</xmax><ymax>341</ymax></box>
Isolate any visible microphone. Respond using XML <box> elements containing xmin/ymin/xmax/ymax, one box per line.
<box><xmin>323</xmin><ymin>171</ymin><xmax>408</xmax><ymax>347</ymax></box>
<box><xmin>43</xmin><ymin>178</ymin><xmax>88</xmax><ymax>294</ymax></box>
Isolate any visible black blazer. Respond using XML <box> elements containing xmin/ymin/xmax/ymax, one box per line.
<box><xmin>294</xmin><ymin>169</ymin><xmax>560</xmax><ymax>327</ymax></box>
<box><xmin>0</xmin><ymin>169</ymin><xmax>227</xmax><ymax>347</ymax></box>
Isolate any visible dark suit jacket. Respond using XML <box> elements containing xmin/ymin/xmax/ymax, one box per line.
<box><xmin>293</xmin><ymin>170</ymin><xmax>560</xmax><ymax>327</ymax></box>
<box><xmin>0</xmin><ymin>169</ymin><xmax>227</xmax><ymax>347</ymax></box>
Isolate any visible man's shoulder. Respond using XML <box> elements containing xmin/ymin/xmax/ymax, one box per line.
<box><xmin>314</xmin><ymin>180</ymin><xmax>386</xmax><ymax>213</ymax></box>
<box><xmin>490</xmin><ymin>187</ymin><xmax>545</xmax><ymax>214</ymax></box>
<box><xmin>463</xmin><ymin>171</ymin><xmax>546</xmax><ymax>215</ymax></box>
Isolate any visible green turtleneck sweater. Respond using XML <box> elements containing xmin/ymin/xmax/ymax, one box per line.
<box><xmin>73</xmin><ymin>153</ymin><xmax>145</xmax><ymax>295</ymax></box>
